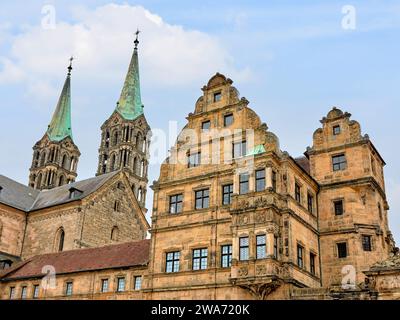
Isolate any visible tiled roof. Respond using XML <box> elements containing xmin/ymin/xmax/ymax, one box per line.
<box><xmin>0</xmin><ymin>171</ymin><xmax>118</xmax><ymax>212</ymax></box>
<box><xmin>0</xmin><ymin>175</ymin><xmax>39</xmax><ymax>211</ymax></box>
<box><xmin>0</xmin><ymin>240</ymin><xmax>150</xmax><ymax>281</ymax></box>
<box><xmin>294</xmin><ymin>156</ymin><xmax>310</xmax><ymax>174</ymax></box>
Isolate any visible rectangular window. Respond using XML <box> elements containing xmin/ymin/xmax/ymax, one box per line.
<box><xmin>9</xmin><ymin>287</ymin><xmax>15</xmax><ymax>299</ymax></box>
<box><xmin>307</xmin><ymin>193</ymin><xmax>314</xmax><ymax>214</ymax></box>
<box><xmin>65</xmin><ymin>282</ymin><xmax>73</xmax><ymax>296</ymax></box>
<box><xmin>272</xmin><ymin>170</ymin><xmax>277</xmax><ymax>192</ymax></box>
<box><xmin>221</xmin><ymin>245</ymin><xmax>232</xmax><ymax>268</ymax></box>
<box><xmin>310</xmin><ymin>253</ymin><xmax>316</xmax><ymax>275</ymax></box>
<box><xmin>337</xmin><ymin>242</ymin><xmax>348</xmax><ymax>258</ymax></box>
<box><xmin>166</xmin><ymin>251</ymin><xmax>180</xmax><ymax>273</ymax></box>
<box><xmin>169</xmin><ymin>194</ymin><xmax>183</xmax><ymax>214</ymax></box>
<box><xmin>117</xmin><ymin>277</ymin><xmax>125</xmax><ymax>292</ymax></box>
<box><xmin>101</xmin><ymin>279</ymin><xmax>109</xmax><ymax>293</ymax></box>
<box><xmin>195</xmin><ymin>189</ymin><xmax>209</xmax><ymax>209</ymax></box>
<box><xmin>332</xmin><ymin>154</ymin><xmax>347</xmax><ymax>171</ymax></box>
<box><xmin>256</xmin><ymin>234</ymin><xmax>266</xmax><ymax>259</ymax></box>
<box><xmin>295</xmin><ymin>183</ymin><xmax>301</xmax><ymax>203</ymax></box>
<box><xmin>192</xmin><ymin>248</ymin><xmax>208</xmax><ymax>270</ymax></box>
<box><xmin>202</xmin><ymin>120</ymin><xmax>211</xmax><ymax>130</ymax></box>
<box><xmin>333</xmin><ymin>125</ymin><xmax>341</xmax><ymax>135</ymax></box>
<box><xmin>33</xmin><ymin>285</ymin><xmax>39</xmax><ymax>299</ymax></box>
<box><xmin>239</xmin><ymin>173</ymin><xmax>249</xmax><ymax>195</ymax></box>
<box><xmin>134</xmin><ymin>276</ymin><xmax>142</xmax><ymax>290</ymax></box>
<box><xmin>233</xmin><ymin>140</ymin><xmax>247</xmax><ymax>158</ymax></box>
<box><xmin>224</xmin><ymin>114</ymin><xmax>233</xmax><ymax>127</ymax></box>
<box><xmin>362</xmin><ymin>235</ymin><xmax>372</xmax><ymax>252</ymax></box>
<box><xmin>239</xmin><ymin>237</ymin><xmax>249</xmax><ymax>261</ymax></box>
<box><xmin>334</xmin><ymin>200</ymin><xmax>344</xmax><ymax>216</ymax></box>
<box><xmin>188</xmin><ymin>152</ymin><xmax>201</xmax><ymax>168</ymax></box>
<box><xmin>222</xmin><ymin>184</ymin><xmax>233</xmax><ymax>205</ymax></box>
<box><xmin>297</xmin><ymin>245</ymin><xmax>304</xmax><ymax>268</ymax></box>
<box><xmin>21</xmin><ymin>286</ymin><xmax>27</xmax><ymax>299</ymax></box>
<box><xmin>274</xmin><ymin>236</ymin><xmax>278</xmax><ymax>259</ymax></box>
<box><xmin>214</xmin><ymin>91</ymin><xmax>222</xmax><ymax>102</ymax></box>
<box><xmin>255</xmin><ymin>169</ymin><xmax>266</xmax><ymax>192</ymax></box>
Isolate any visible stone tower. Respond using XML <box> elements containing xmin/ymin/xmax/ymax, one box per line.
<box><xmin>306</xmin><ymin>107</ymin><xmax>394</xmax><ymax>287</ymax></box>
<box><xmin>29</xmin><ymin>59</ymin><xmax>80</xmax><ymax>190</ymax></box>
<box><xmin>96</xmin><ymin>32</ymin><xmax>150</xmax><ymax>207</ymax></box>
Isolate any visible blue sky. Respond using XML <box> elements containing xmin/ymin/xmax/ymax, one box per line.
<box><xmin>0</xmin><ymin>0</ymin><xmax>399</xmax><ymax>240</ymax></box>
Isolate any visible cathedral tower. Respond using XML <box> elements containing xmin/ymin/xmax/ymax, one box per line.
<box><xmin>96</xmin><ymin>32</ymin><xmax>151</xmax><ymax>207</ymax></box>
<box><xmin>28</xmin><ymin>58</ymin><xmax>80</xmax><ymax>190</ymax></box>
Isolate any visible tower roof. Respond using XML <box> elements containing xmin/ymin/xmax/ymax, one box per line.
<box><xmin>46</xmin><ymin>58</ymin><xmax>74</xmax><ymax>142</ymax></box>
<box><xmin>115</xmin><ymin>30</ymin><xmax>144</xmax><ymax>120</ymax></box>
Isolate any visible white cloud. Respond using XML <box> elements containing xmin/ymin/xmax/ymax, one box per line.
<box><xmin>0</xmin><ymin>3</ymin><xmax>250</xmax><ymax>102</ymax></box>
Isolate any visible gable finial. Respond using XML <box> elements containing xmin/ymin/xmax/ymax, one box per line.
<box><xmin>67</xmin><ymin>56</ymin><xmax>74</xmax><ymax>76</ymax></box>
<box><xmin>134</xmin><ymin>29</ymin><xmax>140</xmax><ymax>49</ymax></box>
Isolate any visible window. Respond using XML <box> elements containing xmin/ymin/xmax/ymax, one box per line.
<box><xmin>169</xmin><ymin>194</ymin><xmax>183</xmax><ymax>214</ymax></box>
<box><xmin>111</xmin><ymin>226</ymin><xmax>119</xmax><ymax>241</ymax></box>
<box><xmin>58</xmin><ymin>229</ymin><xmax>65</xmax><ymax>252</ymax></box>
<box><xmin>9</xmin><ymin>287</ymin><xmax>15</xmax><ymax>299</ymax></box>
<box><xmin>274</xmin><ymin>236</ymin><xmax>278</xmax><ymax>259</ymax></box>
<box><xmin>33</xmin><ymin>285</ymin><xmax>39</xmax><ymax>299</ymax></box>
<box><xmin>297</xmin><ymin>245</ymin><xmax>304</xmax><ymax>268</ymax></box>
<box><xmin>65</xmin><ymin>282</ymin><xmax>73</xmax><ymax>296</ymax></box>
<box><xmin>21</xmin><ymin>286</ymin><xmax>27</xmax><ymax>299</ymax></box>
<box><xmin>332</xmin><ymin>154</ymin><xmax>347</xmax><ymax>171</ymax></box>
<box><xmin>224</xmin><ymin>114</ymin><xmax>233</xmax><ymax>127</ymax></box>
<box><xmin>101</xmin><ymin>279</ymin><xmax>109</xmax><ymax>293</ymax></box>
<box><xmin>239</xmin><ymin>237</ymin><xmax>249</xmax><ymax>261</ymax></box>
<box><xmin>214</xmin><ymin>91</ymin><xmax>222</xmax><ymax>102</ymax></box>
<box><xmin>337</xmin><ymin>242</ymin><xmax>348</xmax><ymax>258</ymax></box>
<box><xmin>188</xmin><ymin>152</ymin><xmax>201</xmax><ymax>168</ymax></box>
<box><xmin>308</xmin><ymin>253</ymin><xmax>316</xmax><ymax>275</ymax></box>
<box><xmin>221</xmin><ymin>245</ymin><xmax>232</xmax><ymax>268</ymax></box>
<box><xmin>272</xmin><ymin>170</ymin><xmax>277</xmax><ymax>192</ymax></box>
<box><xmin>117</xmin><ymin>277</ymin><xmax>125</xmax><ymax>292</ymax></box>
<box><xmin>202</xmin><ymin>120</ymin><xmax>211</xmax><ymax>130</ymax></box>
<box><xmin>295</xmin><ymin>183</ymin><xmax>301</xmax><ymax>203</ymax></box>
<box><xmin>378</xmin><ymin>203</ymin><xmax>382</xmax><ymax>220</ymax></box>
<box><xmin>233</xmin><ymin>141</ymin><xmax>247</xmax><ymax>158</ymax></box>
<box><xmin>334</xmin><ymin>200</ymin><xmax>344</xmax><ymax>216</ymax></box>
<box><xmin>195</xmin><ymin>189</ymin><xmax>209</xmax><ymax>210</ymax></box>
<box><xmin>239</xmin><ymin>173</ymin><xmax>249</xmax><ymax>195</ymax></box>
<box><xmin>333</xmin><ymin>125</ymin><xmax>341</xmax><ymax>135</ymax></box>
<box><xmin>255</xmin><ymin>169</ymin><xmax>265</xmax><ymax>192</ymax></box>
<box><xmin>134</xmin><ymin>276</ymin><xmax>142</xmax><ymax>290</ymax></box>
<box><xmin>114</xmin><ymin>200</ymin><xmax>120</xmax><ymax>212</ymax></box>
<box><xmin>362</xmin><ymin>235</ymin><xmax>372</xmax><ymax>252</ymax></box>
<box><xmin>166</xmin><ymin>251</ymin><xmax>180</xmax><ymax>273</ymax></box>
<box><xmin>222</xmin><ymin>184</ymin><xmax>233</xmax><ymax>205</ymax></box>
<box><xmin>192</xmin><ymin>248</ymin><xmax>208</xmax><ymax>270</ymax></box>
<box><xmin>256</xmin><ymin>234</ymin><xmax>266</xmax><ymax>259</ymax></box>
<box><xmin>307</xmin><ymin>193</ymin><xmax>314</xmax><ymax>214</ymax></box>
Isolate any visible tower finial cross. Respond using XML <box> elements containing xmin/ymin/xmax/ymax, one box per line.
<box><xmin>134</xmin><ymin>28</ymin><xmax>140</xmax><ymax>49</ymax></box>
<box><xmin>67</xmin><ymin>56</ymin><xmax>74</xmax><ymax>76</ymax></box>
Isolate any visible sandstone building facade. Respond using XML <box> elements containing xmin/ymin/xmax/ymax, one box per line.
<box><xmin>0</xmin><ymin>38</ymin><xmax>399</xmax><ymax>300</ymax></box>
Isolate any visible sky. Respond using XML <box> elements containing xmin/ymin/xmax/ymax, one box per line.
<box><xmin>0</xmin><ymin>0</ymin><xmax>399</xmax><ymax>241</ymax></box>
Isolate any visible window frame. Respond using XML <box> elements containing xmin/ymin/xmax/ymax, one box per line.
<box><xmin>21</xmin><ymin>286</ymin><xmax>27</xmax><ymax>299</ymax></box>
<box><xmin>188</xmin><ymin>152</ymin><xmax>201</xmax><ymax>168</ymax></box>
<box><xmin>169</xmin><ymin>194</ymin><xmax>183</xmax><ymax>214</ymax></box>
<box><xmin>362</xmin><ymin>235</ymin><xmax>372</xmax><ymax>252</ymax></box>
<box><xmin>116</xmin><ymin>277</ymin><xmax>126</xmax><ymax>292</ymax></box>
<box><xmin>223</xmin><ymin>113</ymin><xmax>234</xmax><ymax>127</ymax></box>
<box><xmin>214</xmin><ymin>91</ymin><xmax>222</xmax><ymax>102</ymax></box>
<box><xmin>256</xmin><ymin>234</ymin><xmax>267</xmax><ymax>259</ymax></box>
<box><xmin>307</xmin><ymin>193</ymin><xmax>314</xmax><ymax>214</ymax></box>
<box><xmin>239</xmin><ymin>173</ymin><xmax>250</xmax><ymax>195</ymax></box>
<box><xmin>101</xmin><ymin>278</ymin><xmax>109</xmax><ymax>293</ymax></box>
<box><xmin>201</xmin><ymin>120</ymin><xmax>211</xmax><ymax>130</ymax></box>
<box><xmin>295</xmin><ymin>182</ymin><xmax>301</xmax><ymax>204</ymax></box>
<box><xmin>334</xmin><ymin>199</ymin><xmax>344</xmax><ymax>216</ymax></box>
<box><xmin>166</xmin><ymin>251</ymin><xmax>180</xmax><ymax>273</ymax></box>
<box><xmin>310</xmin><ymin>252</ymin><xmax>316</xmax><ymax>275</ymax></box>
<box><xmin>65</xmin><ymin>282</ymin><xmax>73</xmax><ymax>296</ymax></box>
<box><xmin>332</xmin><ymin>154</ymin><xmax>347</xmax><ymax>171</ymax></box>
<box><xmin>195</xmin><ymin>189</ymin><xmax>210</xmax><ymax>210</ymax></box>
<box><xmin>239</xmin><ymin>236</ymin><xmax>249</xmax><ymax>261</ymax></box>
<box><xmin>222</xmin><ymin>184</ymin><xmax>233</xmax><ymax>205</ymax></box>
<box><xmin>33</xmin><ymin>284</ymin><xmax>40</xmax><ymax>299</ymax></box>
<box><xmin>255</xmin><ymin>169</ymin><xmax>266</xmax><ymax>192</ymax></box>
<box><xmin>297</xmin><ymin>244</ymin><xmax>304</xmax><ymax>269</ymax></box>
<box><xmin>192</xmin><ymin>248</ymin><xmax>208</xmax><ymax>271</ymax></box>
<box><xmin>9</xmin><ymin>287</ymin><xmax>15</xmax><ymax>299</ymax></box>
<box><xmin>134</xmin><ymin>276</ymin><xmax>142</xmax><ymax>290</ymax></box>
<box><xmin>333</xmin><ymin>125</ymin><xmax>341</xmax><ymax>135</ymax></box>
<box><xmin>221</xmin><ymin>244</ymin><xmax>232</xmax><ymax>268</ymax></box>
<box><xmin>272</xmin><ymin>170</ymin><xmax>277</xmax><ymax>192</ymax></box>
<box><xmin>232</xmin><ymin>140</ymin><xmax>247</xmax><ymax>159</ymax></box>
<box><xmin>337</xmin><ymin>242</ymin><xmax>348</xmax><ymax>258</ymax></box>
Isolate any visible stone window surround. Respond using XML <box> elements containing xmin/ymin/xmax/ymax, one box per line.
<box><xmin>133</xmin><ymin>275</ymin><xmax>142</xmax><ymax>290</ymax></box>
<box><xmin>331</xmin><ymin>152</ymin><xmax>347</xmax><ymax>172</ymax></box>
<box><xmin>165</xmin><ymin>189</ymin><xmax>185</xmax><ymax>213</ymax></box>
<box><xmin>32</xmin><ymin>283</ymin><xmax>40</xmax><ymax>299</ymax></box>
<box><xmin>99</xmin><ymin>277</ymin><xmax>110</xmax><ymax>293</ymax></box>
<box><xmin>361</xmin><ymin>234</ymin><xmax>374</xmax><ymax>252</ymax></box>
<box><xmin>115</xmin><ymin>274</ymin><xmax>127</xmax><ymax>293</ymax></box>
<box><xmin>64</xmin><ymin>279</ymin><xmax>74</xmax><ymax>296</ymax></box>
<box><xmin>332</xmin><ymin>198</ymin><xmax>345</xmax><ymax>216</ymax></box>
<box><xmin>191</xmin><ymin>247</ymin><xmax>209</xmax><ymax>271</ymax></box>
<box><xmin>296</xmin><ymin>242</ymin><xmax>305</xmax><ymax>270</ymax></box>
<box><xmin>309</xmin><ymin>250</ymin><xmax>318</xmax><ymax>276</ymax></box>
<box><xmin>218</xmin><ymin>241</ymin><xmax>233</xmax><ymax>268</ymax></box>
<box><xmin>162</xmin><ymin>248</ymin><xmax>182</xmax><ymax>273</ymax></box>
<box><xmin>335</xmin><ymin>240</ymin><xmax>349</xmax><ymax>258</ymax></box>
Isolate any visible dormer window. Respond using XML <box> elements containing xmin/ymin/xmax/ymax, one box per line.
<box><xmin>213</xmin><ymin>91</ymin><xmax>222</xmax><ymax>102</ymax></box>
<box><xmin>333</xmin><ymin>125</ymin><xmax>341</xmax><ymax>135</ymax></box>
<box><xmin>69</xmin><ymin>187</ymin><xmax>83</xmax><ymax>199</ymax></box>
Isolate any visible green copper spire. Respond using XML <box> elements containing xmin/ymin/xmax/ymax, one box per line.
<box><xmin>116</xmin><ymin>30</ymin><xmax>144</xmax><ymax>120</ymax></box>
<box><xmin>47</xmin><ymin>57</ymin><xmax>73</xmax><ymax>142</ymax></box>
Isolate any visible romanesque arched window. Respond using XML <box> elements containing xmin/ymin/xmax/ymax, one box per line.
<box><xmin>58</xmin><ymin>175</ymin><xmax>65</xmax><ymax>186</ymax></box>
<box><xmin>55</xmin><ymin>228</ymin><xmax>65</xmax><ymax>252</ymax></box>
<box><xmin>105</xmin><ymin>131</ymin><xmax>110</xmax><ymax>148</ymax></box>
<box><xmin>61</xmin><ymin>154</ymin><xmax>68</xmax><ymax>170</ymax></box>
<box><xmin>111</xmin><ymin>226</ymin><xmax>119</xmax><ymax>241</ymax></box>
<box><xmin>113</xmin><ymin>131</ymin><xmax>119</xmax><ymax>146</ymax></box>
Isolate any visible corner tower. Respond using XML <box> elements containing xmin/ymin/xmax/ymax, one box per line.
<box><xmin>29</xmin><ymin>58</ymin><xmax>80</xmax><ymax>190</ymax></box>
<box><xmin>96</xmin><ymin>31</ymin><xmax>151</xmax><ymax>208</ymax></box>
